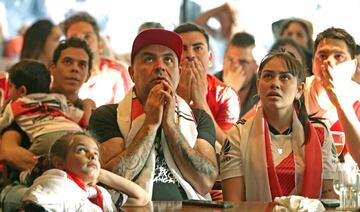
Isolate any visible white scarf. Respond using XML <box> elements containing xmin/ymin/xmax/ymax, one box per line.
<box><xmin>230</xmin><ymin>107</ymin><xmax>310</xmax><ymax>201</ymax></box>
<box><xmin>117</xmin><ymin>90</ymin><xmax>210</xmax><ymax>200</ymax></box>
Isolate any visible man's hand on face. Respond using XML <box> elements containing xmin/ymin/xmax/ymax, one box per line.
<box><xmin>320</xmin><ymin>60</ymin><xmax>357</xmax><ymax>108</ymax></box>
<box><xmin>177</xmin><ymin>61</ymin><xmax>193</xmax><ymax>103</ymax></box>
<box><xmin>223</xmin><ymin>63</ymin><xmax>246</xmax><ymax>92</ymax></box>
<box><xmin>189</xmin><ymin>57</ymin><xmax>208</xmax><ymax>108</ymax></box>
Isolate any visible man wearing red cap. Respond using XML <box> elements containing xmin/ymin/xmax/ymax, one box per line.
<box><xmin>89</xmin><ymin>29</ymin><xmax>218</xmax><ymax>201</ymax></box>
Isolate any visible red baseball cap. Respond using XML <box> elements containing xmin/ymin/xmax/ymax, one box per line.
<box><xmin>131</xmin><ymin>29</ymin><xmax>183</xmax><ymax>64</ymax></box>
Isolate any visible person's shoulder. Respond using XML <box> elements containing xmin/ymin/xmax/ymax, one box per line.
<box><xmin>93</xmin><ymin>104</ymin><xmax>117</xmax><ymax>116</ymax></box>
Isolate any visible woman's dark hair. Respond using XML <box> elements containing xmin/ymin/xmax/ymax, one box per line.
<box><xmin>258</xmin><ymin>50</ymin><xmax>312</xmax><ymax>144</ymax></box>
<box><xmin>8</xmin><ymin>59</ymin><xmax>51</xmax><ymax>94</ymax></box>
<box><xmin>270</xmin><ymin>38</ymin><xmax>306</xmax><ymax>65</ymax></box>
<box><xmin>269</xmin><ymin>38</ymin><xmax>314</xmax><ymax>77</ymax></box>
<box><xmin>20</xmin><ymin>20</ymin><xmax>55</xmax><ymax>60</ymax></box>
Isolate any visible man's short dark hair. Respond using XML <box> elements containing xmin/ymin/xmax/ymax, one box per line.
<box><xmin>174</xmin><ymin>22</ymin><xmax>210</xmax><ymax>48</ymax></box>
<box><xmin>229</xmin><ymin>32</ymin><xmax>255</xmax><ymax>48</ymax></box>
<box><xmin>52</xmin><ymin>37</ymin><xmax>93</xmax><ymax>74</ymax></box>
<box><xmin>314</xmin><ymin>27</ymin><xmax>356</xmax><ymax>58</ymax></box>
<box><xmin>8</xmin><ymin>59</ymin><xmax>51</xmax><ymax>94</ymax></box>
<box><xmin>63</xmin><ymin>12</ymin><xmax>100</xmax><ymax>39</ymax></box>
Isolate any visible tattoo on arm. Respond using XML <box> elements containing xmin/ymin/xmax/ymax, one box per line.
<box><xmin>113</xmin><ymin>129</ymin><xmax>157</xmax><ymax>180</ymax></box>
<box><xmin>175</xmin><ymin>128</ymin><xmax>217</xmax><ymax>175</ymax></box>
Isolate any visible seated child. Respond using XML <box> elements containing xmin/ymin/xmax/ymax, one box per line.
<box><xmin>22</xmin><ymin>131</ymin><xmax>149</xmax><ymax>211</ymax></box>
<box><xmin>0</xmin><ymin>59</ymin><xmax>95</xmax><ymax>156</ymax></box>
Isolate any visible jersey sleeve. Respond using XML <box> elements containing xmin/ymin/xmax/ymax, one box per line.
<box><xmin>192</xmin><ymin>108</ymin><xmax>216</xmax><ymax>147</ymax></box>
<box><xmin>215</xmin><ymin>87</ymin><xmax>240</xmax><ymax>131</ymax></box>
<box><xmin>220</xmin><ymin>124</ymin><xmax>243</xmax><ymax>180</ymax></box>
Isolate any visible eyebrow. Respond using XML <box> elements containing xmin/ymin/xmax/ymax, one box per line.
<box><xmin>140</xmin><ymin>51</ymin><xmax>175</xmax><ymax>58</ymax></box>
<box><xmin>75</xmin><ymin>143</ymin><xmax>99</xmax><ymax>152</ymax></box>
<box><xmin>317</xmin><ymin>49</ymin><xmax>346</xmax><ymax>54</ymax></box>
<box><xmin>192</xmin><ymin>42</ymin><xmax>205</xmax><ymax>47</ymax></box>
<box><xmin>62</xmin><ymin>56</ymin><xmax>88</xmax><ymax>63</ymax></box>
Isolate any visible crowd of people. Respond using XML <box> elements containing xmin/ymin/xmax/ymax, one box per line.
<box><xmin>0</xmin><ymin>5</ymin><xmax>359</xmax><ymax>211</ymax></box>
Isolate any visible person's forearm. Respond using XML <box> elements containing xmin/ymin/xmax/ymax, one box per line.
<box><xmin>163</xmin><ymin>125</ymin><xmax>218</xmax><ymax>195</ymax></box>
<box><xmin>335</xmin><ymin>105</ymin><xmax>360</xmax><ymax>163</ymax></box>
<box><xmin>1</xmin><ymin>145</ymin><xmax>36</xmax><ymax>170</ymax></box>
<box><xmin>99</xmin><ymin>169</ymin><xmax>149</xmax><ymax>206</ymax></box>
<box><xmin>321</xmin><ymin>179</ymin><xmax>338</xmax><ymax>199</ymax></box>
<box><xmin>1</xmin><ymin>131</ymin><xmax>36</xmax><ymax>170</ymax></box>
<box><xmin>112</xmin><ymin>123</ymin><xmax>158</xmax><ymax>180</ymax></box>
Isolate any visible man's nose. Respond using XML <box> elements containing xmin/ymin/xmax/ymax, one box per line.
<box><xmin>154</xmin><ymin>60</ymin><xmax>166</xmax><ymax>74</ymax></box>
<box><xmin>325</xmin><ymin>56</ymin><xmax>337</xmax><ymax>67</ymax></box>
<box><xmin>70</xmin><ymin>62</ymin><xmax>80</xmax><ymax>72</ymax></box>
<box><xmin>184</xmin><ymin>49</ymin><xmax>195</xmax><ymax>61</ymax></box>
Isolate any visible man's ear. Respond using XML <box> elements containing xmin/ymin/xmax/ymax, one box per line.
<box><xmin>49</xmin><ymin>63</ymin><xmax>55</xmax><ymax>76</ymax></box>
<box><xmin>98</xmin><ymin>36</ymin><xmax>104</xmax><ymax>55</ymax></box>
<box><xmin>84</xmin><ymin>69</ymin><xmax>91</xmax><ymax>83</ymax></box>
<box><xmin>128</xmin><ymin>65</ymin><xmax>134</xmax><ymax>82</ymax></box>
<box><xmin>208</xmin><ymin>50</ymin><xmax>214</xmax><ymax>67</ymax></box>
<box><xmin>51</xmin><ymin>156</ymin><xmax>65</xmax><ymax>170</ymax></box>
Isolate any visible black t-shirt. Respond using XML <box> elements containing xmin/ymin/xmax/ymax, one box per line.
<box><xmin>88</xmin><ymin>104</ymin><xmax>216</xmax><ymax>200</ymax></box>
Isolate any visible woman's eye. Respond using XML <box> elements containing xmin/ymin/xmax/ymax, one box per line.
<box><xmin>280</xmin><ymin>74</ymin><xmax>290</xmax><ymax>80</ymax></box>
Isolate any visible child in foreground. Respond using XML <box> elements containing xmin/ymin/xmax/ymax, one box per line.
<box><xmin>22</xmin><ymin>131</ymin><xmax>149</xmax><ymax>211</ymax></box>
